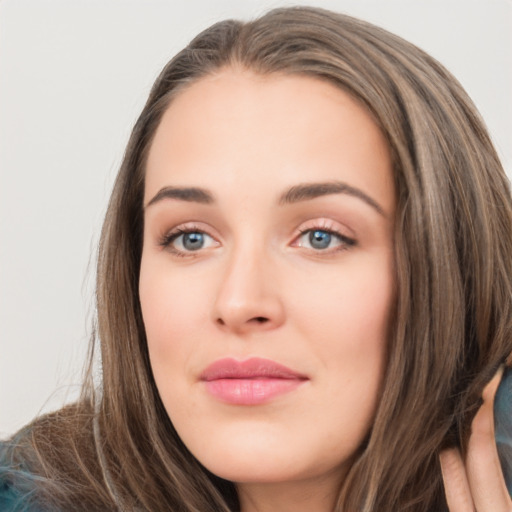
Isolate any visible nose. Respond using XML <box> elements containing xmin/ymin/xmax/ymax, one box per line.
<box><xmin>212</xmin><ymin>246</ymin><xmax>285</xmax><ymax>334</ymax></box>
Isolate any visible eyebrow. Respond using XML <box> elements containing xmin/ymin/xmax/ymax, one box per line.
<box><xmin>145</xmin><ymin>186</ymin><xmax>214</xmax><ymax>208</ymax></box>
<box><xmin>145</xmin><ymin>181</ymin><xmax>385</xmax><ymax>216</ymax></box>
<box><xmin>278</xmin><ymin>181</ymin><xmax>385</xmax><ymax>216</ymax></box>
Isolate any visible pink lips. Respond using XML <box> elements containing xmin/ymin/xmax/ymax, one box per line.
<box><xmin>200</xmin><ymin>357</ymin><xmax>308</xmax><ymax>405</ymax></box>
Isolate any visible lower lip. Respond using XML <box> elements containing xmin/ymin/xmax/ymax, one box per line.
<box><xmin>203</xmin><ymin>378</ymin><xmax>304</xmax><ymax>405</ymax></box>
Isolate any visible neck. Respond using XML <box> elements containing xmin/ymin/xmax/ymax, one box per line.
<box><xmin>237</xmin><ymin>471</ymin><xmax>343</xmax><ymax>512</ymax></box>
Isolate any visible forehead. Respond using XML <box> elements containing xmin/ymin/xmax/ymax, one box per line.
<box><xmin>145</xmin><ymin>69</ymin><xmax>394</xmax><ymax>215</ymax></box>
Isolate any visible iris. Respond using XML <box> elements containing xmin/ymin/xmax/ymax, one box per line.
<box><xmin>309</xmin><ymin>230</ymin><xmax>331</xmax><ymax>249</ymax></box>
<box><xmin>183</xmin><ymin>232</ymin><xmax>204</xmax><ymax>251</ymax></box>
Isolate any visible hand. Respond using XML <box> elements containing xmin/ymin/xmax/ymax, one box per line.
<box><xmin>440</xmin><ymin>366</ymin><xmax>512</xmax><ymax>512</ymax></box>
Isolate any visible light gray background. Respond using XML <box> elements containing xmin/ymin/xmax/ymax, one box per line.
<box><xmin>1</xmin><ymin>0</ymin><xmax>511</xmax><ymax>436</ymax></box>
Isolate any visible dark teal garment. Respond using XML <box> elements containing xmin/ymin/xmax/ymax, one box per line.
<box><xmin>0</xmin><ymin>438</ymin><xmax>47</xmax><ymax>512</ymax></box>
<box><xmin>495</xmin><ymin>365</ymin><xmax>512</xmax><ymax>496</ymax></box>
<box><xmin>0</xmin><ymin>477</ymin><xmax>39</xmax><ymax>512</ymax></box>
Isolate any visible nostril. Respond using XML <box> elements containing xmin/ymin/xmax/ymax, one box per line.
<box><xmin>215</xmin><ymin>315</ymin><xmax>271</xmax><ymax>328</ymax></box>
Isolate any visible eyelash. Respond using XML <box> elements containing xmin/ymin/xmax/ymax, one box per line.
<box><xmin>158</xmin><ymin>222</ymin><xmax>357</xmax><ymax>257</ymax></box>
<box><xmin>294</xmin><ymin>222</ymin><xmax>356</xmax><ymax>254</ymax></box>
<box><xmin>158</xmin><ymin>224</ymin><xmax>214</xmax><ymax>258</ymax></box>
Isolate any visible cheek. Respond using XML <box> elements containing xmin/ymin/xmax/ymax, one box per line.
<box><xmin>139</xmin><ymin>258</ymin><xmax>208</xmax><ymax>380</ymax></box>
<box><xmin>292</xmin><ymin>253</ymin><xmax>394</xmax><ymax>355</ymax></box>
<box><xmin>289</xmin><ymin>254</ymin><xmax>393</xmax><ymax>420</ymax></box>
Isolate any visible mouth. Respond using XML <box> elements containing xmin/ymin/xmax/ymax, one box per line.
<box><xmin>200</xmin><ymin>357</ymin><xmax>309</xmax><ymax>405</ymax></box>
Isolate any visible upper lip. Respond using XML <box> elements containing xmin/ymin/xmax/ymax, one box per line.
<box><xmin>200</xmin><ymin>357</ymin><xmax>308</xmax><ymax>381</ymax></box>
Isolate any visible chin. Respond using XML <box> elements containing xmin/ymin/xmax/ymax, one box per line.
<box><xmin>201</xmin><ymin>452</ymin><xmax>319</xmax><ymax>485</ymax></box>
<box><xmin>180</xmin><ymin>421</ymin><xmax>354</xmax><ymax>485</ymax></box>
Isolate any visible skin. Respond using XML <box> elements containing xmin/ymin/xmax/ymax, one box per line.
<box><xmin>138</xmin><ymin>68</ymin><xmax>511</xmax><ymax>511</ymax></box>
<box><xmin>140</xmin><ymin>69</ymin><xmax>395</xmax><ymax>512</ymax></box>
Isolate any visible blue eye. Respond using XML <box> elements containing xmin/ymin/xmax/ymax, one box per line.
<box><xmin>296</xmin><ymin>228</ymin><xmax>355</xmax><ymax>251</ymax></box>
<box><xmin>309</xmin><ymin>230</ymin><xmax>332</xmax><ymax>249</ymax></box>
<box><xmin>163</xmin><ymin>229</ymin><xmax>217</xmax><ymax>255</ymax></box>
<box><xmin>182</xmin><ymin>232</ymin><xmax>205</xmax><ymax>251</ymax></box>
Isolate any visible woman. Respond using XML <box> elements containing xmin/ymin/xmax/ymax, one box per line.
<box><xmin>1</xmin><ymin>6</ymin><xmax>511</xmax><ymax>511</ymax></box>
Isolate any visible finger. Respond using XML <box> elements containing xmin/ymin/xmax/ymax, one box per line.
<box><xmin>440</xmin><ymin>447</ymin><xmax>474</xmax><ymax>512</ymax></box>
<box><xmin>466</xmin><ymin>366</ymin><xmax>511</xmax><ymax>511</ymax></box>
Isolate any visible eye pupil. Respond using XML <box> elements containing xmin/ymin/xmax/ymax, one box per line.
<box><xmin>309</xmin><ymin>230</ymin><xmax>331</xmax><ymax>249</ymax></box>
<box><xmin>183</xmin><ymin>232</ymin><xmax>204</xmax><ymax>250</ymax></box>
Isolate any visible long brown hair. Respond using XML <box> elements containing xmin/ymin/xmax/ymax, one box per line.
<box><xmin>5</xmin><ymin>6</ymin><xmax>512</xmax><ymax>511</ymax></box>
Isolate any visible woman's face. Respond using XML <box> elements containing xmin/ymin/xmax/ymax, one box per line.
<box><xmin>139</xmin><ymin>70</ymin><xmax>395</xmax><ymax>490</ymax></box>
